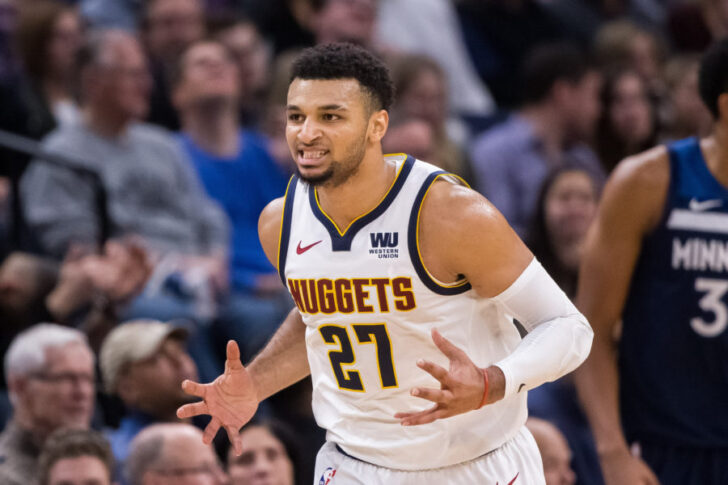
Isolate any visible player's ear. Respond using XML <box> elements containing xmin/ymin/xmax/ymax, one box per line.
<box><xmin>369</xmin><ymin>109</ymin><xmax>389</xmax><ymax>144</ymax></box>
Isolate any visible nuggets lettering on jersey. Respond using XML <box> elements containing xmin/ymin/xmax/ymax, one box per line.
<box><xmin>277</xmin><ymin>154</ymin><xmax>527</xmax><ymax>470</ymax></box>
<box><xmin>287</xmin><ymin>277</ymin><xmax>416</xmax><ymax>314</ymax></box>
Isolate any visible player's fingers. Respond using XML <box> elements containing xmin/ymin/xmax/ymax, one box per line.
<box><xmin>431</xmin><ymin>329</ymin><xmax>467</xmax><ymax>362</ymax></box>
<box><xmin>225</xmin><ymin>425</ymin><xmax>243</xmax><ymax>456</ymax></box>
<box><xmin>416</xmin><ymin>359</ymin><xmax>449</xmax><ymax>383</ymax></box>
<box><xmin>400</xmin><ymin>408</ymin><xmax>445</xmax><ymax>426</ymax></box>
<box><xmin>203</xmin><ymin>417</ymin><xmax>221</xmax><ymax>444</ymax></box>
<box><xmin>410</xmin><ymin>387</ymin><xmax>448</xmax><ymax>403</ymax></box>
<box><xmin>225</xmin><ymin>340</ymin><xmax>243</xmax><ymax>371</ymax></box>
<box><xmin>181</xmin><ymin>379</ymin><xmax>207</xmax><ymax>398</ymax></box>
<box><xmin>393</xmin><ymin>403</ymin><xmax>437</xmax><ymax>420</ymax></box>
<box><xmin>176</xmin><ymin>400</ymin><xmax>208</xmax><ymax>419</ymax></box>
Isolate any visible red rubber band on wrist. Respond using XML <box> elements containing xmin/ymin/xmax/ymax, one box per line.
<box><xmin>478</xmin><ymin>367</ymin><xmax>489</xmax><ymax>409</ymax></box>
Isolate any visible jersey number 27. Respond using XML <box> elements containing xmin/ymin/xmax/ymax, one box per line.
<box><xmin>319</xmin><ymin>323</ymin><xmax>398</xmax><ymax>392</ymax></box>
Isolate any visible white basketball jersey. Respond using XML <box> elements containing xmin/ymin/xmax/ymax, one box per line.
<box><xmin>278</xmin><ymin>154</ymin><xmax>527</xmax><ymax>470</ymax></box>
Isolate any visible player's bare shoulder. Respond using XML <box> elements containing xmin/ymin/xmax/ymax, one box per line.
<box><xmin>258</xmin><ymin>196</ymin><xmax>286</xmax><ymax>267</ymax></box>
<box><xmin>603</xmin><ymin>144</ymin><xmax>671</xmax><ymax>233</ymax></box>
<box><xmin>418</xmin><ymin>178</ymin><xmax>532</xmax><ymax>296</ymax></box>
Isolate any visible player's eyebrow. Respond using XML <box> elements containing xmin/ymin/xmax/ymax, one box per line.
<box><xmin>318</xmin><ymin>104</ymin><xmax>347</xmax><ymax>111</ymax></box>
<box><xmin>286</xmin><ymin>104</ymin><xmax>348</xmax><ymax>111</ymax></box>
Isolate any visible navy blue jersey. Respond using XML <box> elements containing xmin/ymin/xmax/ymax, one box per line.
<box><xmin>620</xmin><ymin>137</ymin><xmax>728</xmax><ymax>447</ymax></box>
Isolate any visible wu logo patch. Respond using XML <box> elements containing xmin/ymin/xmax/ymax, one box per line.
<box><xmin>370</xmin><ymin>232</ymin><xmax>399</xmax><ymax>248</ymax></box>
<box><xmin>369</xmin><ymin>232</ymin><xmax>399</xmax><ymax>259</ymax></box>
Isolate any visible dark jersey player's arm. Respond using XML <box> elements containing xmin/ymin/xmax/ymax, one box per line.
<box><xmin>572</xmin><ymin>148</ymin><xmax>668</xmax><ymax>485</ymax></box>
<box><xmin>419</xmin><ymin>180</ymin><xmax>594</xmax><ymax>402</ymax></box>
<box><xmin>244</xmin><ymin>196</ymin><xmax>311</xmax><ymax>402</ymax></box>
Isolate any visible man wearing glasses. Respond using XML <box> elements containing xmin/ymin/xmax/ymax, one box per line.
<box><xmin>0</xmin><ymin>323</ymin><xmax>95</xmax><ymax>485</ymax></box>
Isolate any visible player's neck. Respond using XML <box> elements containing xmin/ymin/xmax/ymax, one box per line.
<box><xmin>316</xmin><ymin>149</ymin><xmax>395</xmax><ymax>230</ymax></box>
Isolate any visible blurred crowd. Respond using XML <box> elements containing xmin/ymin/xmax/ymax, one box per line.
<box><xmin>0</xmin><ymin>0</ymin><xmax>721</xmax><ymax>483</ymax></box>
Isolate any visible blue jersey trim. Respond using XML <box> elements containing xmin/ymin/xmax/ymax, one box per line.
<box><xmin>408</xmin><ymin>171</ymin><xmax>472</xmax><ymax>295</ymax></box>
<box><xmin>277</xmin><ymin>175</ymin><xmax>298</xmax><ymax>285</ymax></box>
<box><xmin>308</xmin><ymin>155</ymin><xmax>415</xmax><ymax>251</ymax></box>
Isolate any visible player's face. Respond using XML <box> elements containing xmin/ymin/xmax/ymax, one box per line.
<box><xmin>286</xmin><ymin>78</ymin><xmax>372</xmax><ymax>187</ymax></box>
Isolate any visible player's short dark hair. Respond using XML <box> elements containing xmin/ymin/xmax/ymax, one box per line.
<box><xmin>698</xmin><ymin>38</ymin><xmax>728</xmax><ymax>119</ymax></box>
<box><xmin>290</xmin><ymin>43</ymin><xmax>395</xmax><ymax>112</ymax></box>
<box><xmin>520</xmin><ymin>43</ymin><xmax>593</xmax><ymax>105</ymax></box>
<box><xmin>38</xmin><ymin>429</ymin><xmax>114</xmax><ymax>485</ymax></box>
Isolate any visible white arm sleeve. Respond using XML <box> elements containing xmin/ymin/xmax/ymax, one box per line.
<box><xmin>491</xmin><ymin>258</ymin><xmax>593</xmax><ymax>399</ymax></box>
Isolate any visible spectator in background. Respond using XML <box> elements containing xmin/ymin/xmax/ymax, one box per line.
<box><xmin>525</xmin><ymin>167</ymin><xmax>603</xmax><ymax>485</ymax></box>
<box><xmin>390</xmin><ymin>53</ymin><xmax>472</xmax><ymax>182</ymax></box>
<box><xmin>660</xmin><ymin>55</ymin><xmax>712</xmax><ymax>141</ymax></box>
<box><xmin>142</xmin><ymin>0</ymin><xmax>205</xmax><ymax>130</ymax></box>
<box><xmin>527</xmin><ymin>417</ymin><xmax>577</xmax><ymax>485</ymax></box>
<box><xmin>0</xmin><ymin>324</ymin><xmax>95</xmax><ymax>485</ymax></box>
<box><xmin>526</xmin><ymin>167</ymin><xmax>599</xmax><ymax>299</ymax></box>
<box><xmin>309</xmin><ymin>0</ymin><xmax>377</xmax><ymax>48</ymax></box>
<box><xmin>382</xmin><ymin>117</ymin><xmax>435</xmax><ymax>163</ymax></box>
<box><xmin>38</xmin><ymin>428</ymin><xmax>116</xmax><ymax>485</ymax></box>
<box><xmin>100</xmin><ymin>320</ymin><xmax>197</xmax><ymax>471</ymax></box>
<box><xmin>20</xmin><ymin>29</ymin><xmax>229</xmax><ymax>381</ymax></box>
<box><xmin>259</xmin><ymin>49</ymin><xmax>300</xmax><ymax>175</ymax></box>
<box><xmin>15</xmin><ymin>0</ymin><xmax>83</xmax><ymax>139</ymax></box>
<box><xmin>595</xmin><ymin>68</ymin><xmax>658</xmax><ymax>174</ymax></box>
<box><xmin>125</xmin><ymin>423</ymin><xmax>227</xmax><ymax>485</ymax></box>
<box><xmin>470</xmin><ymin>43</ymin><xmax>604</xmax><ymax>237</ymax></box>
<box><xmin>593</xmin><ymin>20</ymin><xmax>665</xmax><ymax>95</ymax></box>
<box><xmin>228</xmin><ymin>420</ymin><xmax>300</xmax><ymax>485</ymax></box>
<box><xmin>0</xmin><ymin>241</ymin><xmax>150</xmax><ymax>370</ymax></box>
<box><xmin>173</xmin><ymin>39</ymin><xmax>291</xmax><ymax>362</ymax></box>
<box><xmin>212</xmin><ymin>16</ymin><xmax>273</xmax><ymax>129</ymax></box>
<box><xmin>374</xmin><ymin>0</ymin><xmax>495</xmax><ymax>120</ymax></box>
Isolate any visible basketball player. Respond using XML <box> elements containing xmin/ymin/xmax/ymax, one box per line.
<box><xmin>574</xmin><ymin>40</ymin><xmax>728</xmax><ymax>485</ymax></box>
<box><xmin>177</xmin><ymin>43</ymin><xmax>593</xmax><ymax>484</ymax></box>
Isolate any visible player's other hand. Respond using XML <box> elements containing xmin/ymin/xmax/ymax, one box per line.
<box><xmin>176</xmin><ymin>340</ymin><xmax>258</xmax><ymax>456</ymax></box>
<box><xmin>394</xmin><ymin>328</ymin><xmax>501</xmax><ymax>426</ymax></box>
<box><xmin>600</xmin><ymin>448</ymin><xmax>660</xmax><ymax>485</ymax></box>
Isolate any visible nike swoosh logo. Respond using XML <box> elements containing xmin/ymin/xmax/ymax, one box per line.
<box><xmin>518</xmin><ymin>383</ymin><xmax>526</xmax><ymax>392</ymax></box>
<box><xmin>689</xmin><ymin>198</ymin><xmax>723</xmax><ymax>212</ymax></box>
<box><xmin>495</xmin><ymin>472</ymin><xmax>519</xmax><ymax>485</ymax></box>
<box><xmin>296</xmin><ymin>240</ymin><xmax>322</xmax><ymax>255</ymax></box>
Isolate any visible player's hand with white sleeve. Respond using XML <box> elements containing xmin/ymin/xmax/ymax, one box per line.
<box><xmin>176</xmin><ymin>340</ymin><xmax>258</xmax><ymax>455</ymax></box>
<box><xmin>394</xmin><ymin>328</ymin><xmax>505</xmax><ymax>426</ymax></box>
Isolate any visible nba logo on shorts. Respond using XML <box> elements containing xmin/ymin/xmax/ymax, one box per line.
<box><xmin>319</xmin><ymin>467</ymin><xmax>336</xmax><ymax>484</ymax></box>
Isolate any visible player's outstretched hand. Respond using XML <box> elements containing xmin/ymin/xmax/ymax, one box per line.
<box><xmin>600</xmin><ymin>448</ymin><xmax>660</xmax><ymax>485</ymax></box>
<box><xmin>394</xmin><ymin>328</ymin><xmax>487</xmax><ymax>426</ymax></box>
<box><xmin>176</xmin><ymin>340</ymin><xmax>258</xmax><ymax>456</ymax></box>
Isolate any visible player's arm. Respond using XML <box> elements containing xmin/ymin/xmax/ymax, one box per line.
<box><xmin>396</xmin><ymin>180</ymin><xmax>593</xmax><ymax>425</ymax></box>
<box><xmin>573</xmin><ymin>149</ymin><xmax>668</xmax><ymax>485</ymax></box>
<box><xmin>177</xmin><ymin>196</ymin><xmax>310</xmax><ymax>454</ymax></box>
<box><xmin>247</xmin><ymin>196</ymin><xmax>311</xmax><ymax>400</ymax></box>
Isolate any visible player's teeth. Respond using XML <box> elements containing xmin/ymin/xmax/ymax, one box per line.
<box><xmin>302</xmin><ymin>151</ymin><xmax>325</xmax><ymax>159</ymax></box>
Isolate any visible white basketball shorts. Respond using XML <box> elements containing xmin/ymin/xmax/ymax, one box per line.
<box><xmin>313</xmin><ymin>425</ymin><xmax>545</xmax><ymax>485</ymax></box>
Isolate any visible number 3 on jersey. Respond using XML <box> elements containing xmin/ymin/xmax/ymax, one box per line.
<box><xmin>319</xmin><ymin>323</ymin><xmax>398</xmax><ymax>392</ymax></box>
<box><xmin>692</xmin><ymin>277</ymin><xmax>728</xmax><ymax>337</ymax></box>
